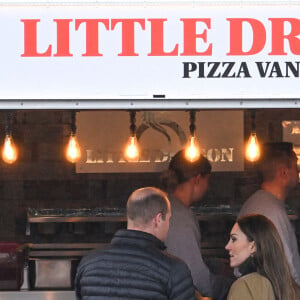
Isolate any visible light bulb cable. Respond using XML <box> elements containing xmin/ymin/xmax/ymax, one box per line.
<box><xmin>250</xmin><ymin>110</ymin><xmax>256</xmax><ymax>134</ymax></box>
<box><xmin>71</xmin><ymin>111</ymin><xmax>77</xmax><ymax>136</ymax></box>
<box><xmin>5</xmin><ymin>111</ymin><xmax>12</xmax><ymax>137</ymax></box>
<box><xmin>189</xmin><ymin>110</ymin><xmax>196</xmax><ymax>137</ymax></box>
<box><xmin>129</xmin><ymin>111</ymin><xmax>136</xmax><ymax>137</ymax></box>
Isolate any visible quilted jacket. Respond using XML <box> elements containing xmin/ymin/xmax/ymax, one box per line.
<box><xmin>75</xmin><ymin>229</ymin><xmax>196</xmax><ymax>300</ymax></box>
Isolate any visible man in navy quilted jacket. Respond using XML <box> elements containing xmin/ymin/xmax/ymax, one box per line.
<box><xmin>75</xmin><ymin>187</ymin><xmax>196</xmax><ymax>300</ymax></box>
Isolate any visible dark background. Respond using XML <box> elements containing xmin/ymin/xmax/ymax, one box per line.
<box><xmin>0</xmin><ymin>109</ymin><xmax>300</xmax><ymax>243</ymax></box>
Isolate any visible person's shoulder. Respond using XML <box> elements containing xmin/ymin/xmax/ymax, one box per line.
<box><xmin>164</xmin><ymin>251</ymin><xmax>194</xmax><ymax>285</ymax></box>
<box><xmin>162</xmin><ymin>249</ymin><xmax>190</xmax><ymax>269</ymax></box>
<box><xmin>170</xmin><ymin>197</ymin><xmax>196</xmax><ymax>220</ymax></box>
<box><xmin>247</xmin><ymin>189</ymin><xmax>270</xmax><ymax>201</ymax></box>
<box><xmin>228</xmin><ymin>272</ymin><xmax>275</xmax><ymax>299</ymax></box>
<box><xmin>237</xmin><ymin>272</ymin><xmax>274</xmax><ymax>293</ymax></box>
<box><xmin>78</xmin><ymin>245</ymin><xmax>110</xmax><ymax>269</ymax></box>
<box><xmin>239</xmin><ymin>190</ymin><xmax>279</xmax><ymax>215</ymax></box>
<box><xmin>228</xmin><ymin>273</ymin><xmax>275</xmax><ymax>300</ymax></box>
<box><xmin>162</xmin><ymin>251</ymin><xmax>195</xmax><ymax>298</ymax></box>
<box><xmin>163</xmin><ymin>248</ymin><xmax>183</xmax><ymax>261</ymax></box>
<box><xmin>241</xmin><ymin>272</ymin><xmax>272</xmax><ymax>284</ymax></box>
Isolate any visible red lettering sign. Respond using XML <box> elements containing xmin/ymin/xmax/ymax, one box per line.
<box><xmin>21</xmin><ymin>17</ymin><xmax>300</xmax><ymax>58</ymax></box>
<box><xmin>227</xmin><ymin>18</ymin><xmax>266</xmax><ymax>55</ymax></box>
<box><xmin>21</xmin><ymin>19</ymin><xmax>52</xmax><ymax>57</ymax></box>
<box><xmin>111</xmin><ymin>19</ymin><xmax>145</xmax><ymax>56</ymax></box>
<box><xmin>148</xmin><ymin>18</ymin><xmax>178</xmax><ymax>56</ymax></box>
<box><xmin>269</xmin><ymin>18</ymin><xmax>300</xmax><ymax>55</ymax></box>
<box><xmin>75</xmin><ymin>19</ymin><xmax>109</xmax><ymax>56</ymax></box>
<box><xmin>54</xmin><ymin>19</ymin><xmax>72</xmax><ymax>57</ymax></box>
<box><xmin>181</xmin><ymin>18</ymin><xmax>212</xmax><ymax>56</ymax></box>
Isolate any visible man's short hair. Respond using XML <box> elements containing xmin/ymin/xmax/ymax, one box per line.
<box><xmin>127</xmin><ymin>187</ymin><xmax>169</xmax><ymax>225</ymax></box>
<box><xmin>258</xmin><ymin>142</ymin><xmax>297</xmax><ymax>181</ymax></box>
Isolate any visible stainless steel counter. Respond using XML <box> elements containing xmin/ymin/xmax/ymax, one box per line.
<box><xmin>27</xmin><ymin>206</ymin><xmax>299</xmax><ymax>223</ymax></box>
<box><xmin>0</xmin><ymin>290</ymin><xmax>75</xmax><ymax>300</ymax></box>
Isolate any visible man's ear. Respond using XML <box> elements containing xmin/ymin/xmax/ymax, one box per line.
<box><xmin>194</xmin><ymin>174</ymin><xmax>202</xmax><ymax>184</ymax></box>
<box><xmin>278</xmin><ymin>164</ymin><xmax>288</xmax><ymax>178</ymax></box>
<box><xmin>153</xmin><ymin>212</ymin><xmax>162</xmax><ymax>228</ymax></box>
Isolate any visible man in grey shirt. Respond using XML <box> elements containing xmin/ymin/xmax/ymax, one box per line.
<box><xmin>239</xmin><ymin>142</ymin><xmax>300</xmax><ymax>285</ymax></box>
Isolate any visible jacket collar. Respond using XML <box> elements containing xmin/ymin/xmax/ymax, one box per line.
<box><xmin>236</xmin><ymin>256</ymin><xmax>257</xmax><ymax>278</ymax></box>
<box><xmin>111</xmin><ymin>229</ymin><xmax>166</xmax><ymax>250</ymax></box>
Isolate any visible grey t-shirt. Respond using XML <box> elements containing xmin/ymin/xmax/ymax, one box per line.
<box><xmin>238</xmin><ymin>189</ymin><xmax>300</xmax><ymax>285</ymax></box>
<box><xmin>165</xmin><ymin>196</ymin><xmax>232</xmax><ymax>299</ymax></box>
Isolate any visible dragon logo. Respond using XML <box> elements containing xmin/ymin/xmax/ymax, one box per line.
<box><xmin>136</xmin><ymin>111</ymin><xmax>187</xmax><ymax>146</ymax></box>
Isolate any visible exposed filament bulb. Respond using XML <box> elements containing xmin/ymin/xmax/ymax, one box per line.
<box><xmin>245</xmin><ymin>132</ymin><xmax>260</xmax><ymax>162</ymax></box>
<box><xmin>2</xmin><ymin>135</ymin><xmax>18</xmax><ymax>164</ymax></box>
<box><xmin>185</xmin><ymin>135</ymin><xmax>200</xmax><ymax>162</ymax></box>
<box><xmin>124</xmin><ymin>135</ymin><xmax>139</xmax><ymax>162</ymax></box>
<box><xmin>66</xmin><ymin>134</ymin><xmax>81</xmax><ymax>163</ymax></box>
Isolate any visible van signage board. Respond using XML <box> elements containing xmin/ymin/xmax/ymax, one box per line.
<box><xmin>0</xmin><ymin>3</ymin><xmax>300</xmax><ymax>100</ymax></box>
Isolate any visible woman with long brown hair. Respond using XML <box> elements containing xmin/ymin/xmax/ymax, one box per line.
<box><xmin>226</xmin><ymin>214</ymin><xmax>300</xmax><ymax>300</ymax></box>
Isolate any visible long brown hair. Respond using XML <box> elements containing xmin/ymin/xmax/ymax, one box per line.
<box><xmin>237</xmin><ymin>214</ymin><xmax>300</xmax><ymax>300</ymax></box>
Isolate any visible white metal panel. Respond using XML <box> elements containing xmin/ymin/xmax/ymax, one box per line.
<box><xmin>0</xmin><ymin>99</ymin><xmax>300</xmax><ymax>109</ymax></box>
<box><xmin>1</xmin><ymin>0</ymin><xmax>300</xmax><ymax>4</ymax></box>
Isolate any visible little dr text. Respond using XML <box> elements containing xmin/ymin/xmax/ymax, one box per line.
<box><xmin>21</xmin><ymin>18</ymin><xmax>300</xmax><ymax>57</ymax></box>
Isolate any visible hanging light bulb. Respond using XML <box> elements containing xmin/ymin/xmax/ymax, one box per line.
<box><xmin>185</xmin><ymin>135</ymin><xmax>200</xmax><ymax>163</ymax></box>
<box><xmin>124</xmin><ymin>134</ymin><xmax>139</xmax><ymax>162</ymax></box>
<box><xmin>185</xmin><ymin>111</ymin><xmax>201</xmax><ymax>162</ymax></box>
<box><xmin>124</xmin><ymin>111</ymin><xmax>140</xmax><ymax>162</ymax></box>
<box><xmin>2</xmin><ymin>111</ymin><xmax>18</xmax><ymax>164</ymax></box>
<box><xmin>66</xmin><ymin>133</ymin><xmax>81</xmax><ymax>163</ymax></box>
<box><xmin>245</xmin><ymin>110</ymin><xmax>260</xmax><ymax>162</ymax></box>
<box><xmin>245</xmin><ymin>132</ymin><xmax>260</xmax><ymax>162</ymax></box>
<box><xmin>65</xmin><ymin>111</ymin><xmax>81</xmax><ymax>163</ymax></box>
<box><xmin>2</xmin><ymin>135</ymin><xmax>18</xmax><ymax>164</ymax></box>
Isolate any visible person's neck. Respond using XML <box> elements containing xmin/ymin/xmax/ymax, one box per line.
<box><xmin>173</xmin><ymin>183</ymin><xmax>193</xmax><ymax>207</ymax></box>
<box><xmin>127</xmin><ymin>224</ymin><xmax>155</xmax><ymax>237</ymax></box>
<box><xmin>261</xmin><ymin>181</ymin><xmax>287</xmax><ymax>202</ymax></box>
